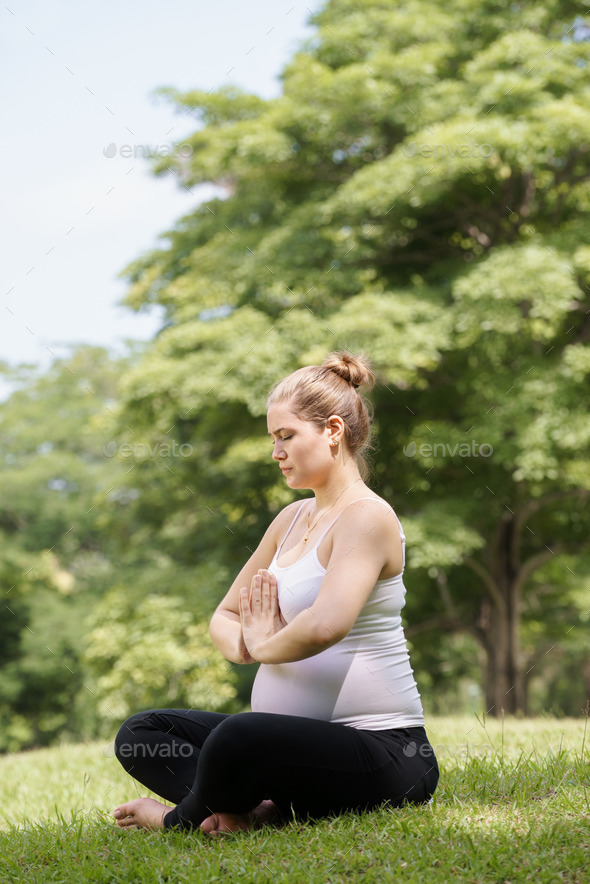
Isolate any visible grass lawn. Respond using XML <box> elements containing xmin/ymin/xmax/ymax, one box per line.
<box><xmin>0</xmin><ymin>715</ymin><xmax>588</xmax><ymax>883</ymax></box>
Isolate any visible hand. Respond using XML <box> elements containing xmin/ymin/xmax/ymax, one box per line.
<box><xmin>239</xmin><ymin>569</ymin><xmax>286</xmax><ymax>661</ymax></box>
<box><xmin>236</xmin><ymin>627</ymin><xmax>255</xmax><ymax>664</ymax></box>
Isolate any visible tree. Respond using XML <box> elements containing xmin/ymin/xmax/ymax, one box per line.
<box><xmin>84</xmin><ymin>593</ymin><xmax>237</xmax><ymax>726</ymax></box>
<box><xmin>113</xmin><ymin>0</ymin><xmax>590</xmax><ymax>715</ymax></box>
<box><xmin>0</xmin><ymin>348</ymin><xmax>129</xmax><ymax>748</ymax></box>
<box><xmin>0</xmin><ymin>346</ymin><xmax>235</xmax><ymax>749</ymax></box>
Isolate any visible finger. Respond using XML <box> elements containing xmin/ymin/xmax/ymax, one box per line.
<box><xmin>239</xmin><ymin>587</ymin><xmax>251</xmax><ymax>623</ymax></box>
<box><xmin>269</xmin><ymin>576</ymin><xmax>279</xmax><ymax>614</ymax></box>
<box><xmin>260</xmin><ymin>571</ymin><xmax>271</xmax><ymax>610</ymax></box>
<box><xmin>266</xmin><ymin>570</ymin><xmax>278</xmax><ymax>597</ymax></box>
<box><xmin>261</xmin><ymin>570</ymin><xmax>278</xmax><ymax>612</ymax></box>
<box><xmin>250</xmin><ymin>571</ymin><xmax>262</xmax><ymax>602</ymax></box>
<box><xmin>251</xmin><ymin>574</ymin><xmax>262</xmax><ymax>612</ymax></box>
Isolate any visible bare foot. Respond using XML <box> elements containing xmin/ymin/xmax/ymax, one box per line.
<box><xmin>200</xmin><ymin>810</ymin><xmax>251</xmax><ymax>836</ymax></box>
<box><xmin>113</xmin><ymin>797</ymin><xmax>170</xmax><ymax>831</ymax></box>
<box><xmin>199</xmin><ymin>800</ymin><xmax>281</xmax><ymax>837</ymax></box>
<box><xmin>251</xmin><ymin>799</ymin><xmax>282</xmax><ymax>828</ymax></box>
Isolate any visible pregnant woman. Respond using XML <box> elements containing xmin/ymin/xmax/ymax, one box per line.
<box><xmin>113</xmin><ymin>352</ymin><xmax>439</xmax><ymax>835</ymax></box>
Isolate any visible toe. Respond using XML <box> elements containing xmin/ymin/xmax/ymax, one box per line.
<box><xmin>200</xmin><ymin>813</ymin><xmax>220</xmax><ymax>836</ymax></box>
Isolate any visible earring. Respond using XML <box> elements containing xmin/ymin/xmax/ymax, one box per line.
<box><xmin>330</xmin><ymin>438</ymin><xmax>339</xmax><ymax>447</ymax></box>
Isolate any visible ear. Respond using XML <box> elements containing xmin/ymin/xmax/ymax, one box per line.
<box><xmin>325</xmin><ymin>415</ymin><xmax>345</xmax><ymax>446</ymax></box>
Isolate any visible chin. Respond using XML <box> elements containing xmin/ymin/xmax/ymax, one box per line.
<box><xmin>292</xmin><ymin>479</ymin><xmax>312</xmax><ymax>491</ymax></box>
<box><xmin>284</xmin><ymin>474</ymin><xmax>302</xmax><ymax>489</ymax></box>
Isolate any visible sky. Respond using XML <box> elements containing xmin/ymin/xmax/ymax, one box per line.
<box><xmin>0</xmin><ymin>0</ymin><xmax>317</xmax><ymax>395</ymax></box>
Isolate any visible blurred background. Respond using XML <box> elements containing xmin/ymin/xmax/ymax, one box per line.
<box><xmin>1</xmin><ymin>0</ymin><xmax>589</xmax><ymax>753</ymax></box>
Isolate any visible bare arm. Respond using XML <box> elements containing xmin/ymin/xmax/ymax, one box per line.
<box><xmin>240</xmin><ymin>500</ymin><xmax>403</xmax><ymax>664</ymax></box>
<box><xmin>208</xmin><ymin>502</ymin><xmax>301</xmax><ymax>663</ymax></box>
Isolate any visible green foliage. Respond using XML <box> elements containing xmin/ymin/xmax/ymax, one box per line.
<box><xmin>0</xmin><ymin>346</ymin><xmax>245</xmax><ymax>751</ymax></box>
<box><xmin>111</xmin><ymin>0</ymin><xmax>590</xmax><ymax>714</ymax></box>
<box><xmin>84</xmin><ymin>592</ymin><xmax>238</xmax><ymax>724</ymax></box>
<box><xmin>0</xmin><ymin>537</ymin><xmax>32</xmax><ymax>667</ymax></box>
<box><xmin>0</xmin><ymin>349</ymin><xmax>129</xmax><ymax>750</ymax></box>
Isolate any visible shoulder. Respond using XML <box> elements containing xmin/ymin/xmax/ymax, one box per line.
<box><xmin>266</xmin><ymin>499</ymin><xmax>309</xmax><ymax>540</ymax></box>
<box><xmin>334</xmin><ymin>496</ymin><xmax>401</xmax><ymax>542</ymax></box>
<box><xmin>324</xmin><ymin>496</ymin><xmax>404</xmax><ymax>577</ymax></box>
<box><xmin>280</xmin><ymin>498</ymin><xmax>310</xmax><ymax>520</ymax></box>
<box><xmin>251</xmin><ymin>500</ymin><xmax>308</xmax><ymax>562</ymax></box>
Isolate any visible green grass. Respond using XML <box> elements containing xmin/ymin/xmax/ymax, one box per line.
<box><xmin>0</xmin><ymin>715</ymin><xmax>588</xmax><ymax>883</ymax></box>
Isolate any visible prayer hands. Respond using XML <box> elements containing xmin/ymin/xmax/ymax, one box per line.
<box><xmin>239</xmin><ymin>569</ymin><xmax>287</xmax><ymax>661</ymax></box>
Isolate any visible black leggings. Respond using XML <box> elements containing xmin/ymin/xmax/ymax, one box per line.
<box><xmin>114</xmin><ymin>709</ymin><xmax>439</xmax><ymax>830</ymax></box>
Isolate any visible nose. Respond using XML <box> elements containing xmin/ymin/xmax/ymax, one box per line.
<box><xmin>272</xmin><ymin>441</ymin><xmax>285</xmax><ymax>461</ymax></box>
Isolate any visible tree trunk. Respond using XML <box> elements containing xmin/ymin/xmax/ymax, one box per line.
<box><xmin>476</xmin><ymin>516</ymin><xmax>523</xmax><ymax>715</ymax></box>
<box><xmin>479</xmin><ymin>598</ymin><xmax>522</xmax><ymax>714</ymax></box>
<box><xmin>466</xmin><ymin>496</ymin><xmax>583</xmax><ymax>717</ymax></box>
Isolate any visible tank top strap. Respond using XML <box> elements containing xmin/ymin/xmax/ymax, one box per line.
<box><xmin>275</xmin><ymin>501</ymin><xmax>310</xmax><ymax>557</ymax></box>
<box><xmin>314</xmin><ymin>497</ymin><xmax>405</xmax><ymax>548</ymax></box>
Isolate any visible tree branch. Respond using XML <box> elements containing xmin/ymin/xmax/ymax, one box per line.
<box><xmin>513</xmin><ymin>544</ymin><xmax>567</xmax><ymax>599</ymax></box>
<box><xmin>405</xmin><ymin>615</ymin><xmax>482</xmax><ymax>645</ymax></box>
<box><xmin>463</xmin><ymin>555</ymin><xmax>506</xmax><ymax>615</ymax></box>
<box><xmin>435</xmin><ymin>569</ymin><xmax>457</xmax><ymax>619</ymax></box>
<box><xmin>514</xmin><ymin>489</ymin><xmax>590</xmax><ymax>551</ymax></box>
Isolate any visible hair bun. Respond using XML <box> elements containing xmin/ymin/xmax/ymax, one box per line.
<box><xmin>321</xmin><ymin>352</ymin><xmax>375</xmax><ymax>390</ymax></box>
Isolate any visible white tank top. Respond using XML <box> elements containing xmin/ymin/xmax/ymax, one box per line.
<box><xmin>250</xmin><ymin>498</ymin><xmax>425</xmax><ymax>730</ymax></box>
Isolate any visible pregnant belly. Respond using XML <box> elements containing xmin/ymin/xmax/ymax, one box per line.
<box><xmin>250</xmin><ymin>648</ymin><xmax>353</xmax><ymax>721</ymax></box>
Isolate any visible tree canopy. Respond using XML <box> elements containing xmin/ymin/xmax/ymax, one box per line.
<box><xmin>114</xmin><ymin>0</ymin><xmax>590</xmax><ymax>715</ymax></box>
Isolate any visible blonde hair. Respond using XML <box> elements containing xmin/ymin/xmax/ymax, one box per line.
<box><xmin>267</xmin><ymin>352</ymin><xmax>375</xmax><ymax>478</ymax></box>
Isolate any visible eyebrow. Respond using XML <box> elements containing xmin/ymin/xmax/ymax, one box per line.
<box><xmin>268</xmin><ymin>427</ymin><xmax>295</xmax><ymax>437</ymax></box>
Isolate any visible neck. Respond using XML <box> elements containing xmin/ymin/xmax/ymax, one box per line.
<box><xmin>311</xmin><ymin>465</ymin><xmax>364</xmax><ymax>511</ymax></box>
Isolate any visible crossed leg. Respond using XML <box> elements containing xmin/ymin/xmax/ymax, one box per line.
<box><xmin>113</xmin><ymin>709</ymin><xmax>282</xmax><ymax>835</ymax></box>
<box><xmin>112</xmin><ymin>709</ymin><xmax>438</xmax><ymax>836</ymax></box>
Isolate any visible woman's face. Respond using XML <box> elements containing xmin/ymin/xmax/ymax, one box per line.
<box><xmin>267</xmin><ymin>400</ymin><xmax>333</xmax><ymax>490</ymax></box>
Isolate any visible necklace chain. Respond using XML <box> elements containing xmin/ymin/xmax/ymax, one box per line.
<box><xmin>302</xmin><ymin>479</ymin><xmax>362</xmax><ymax>543</ymax></box>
